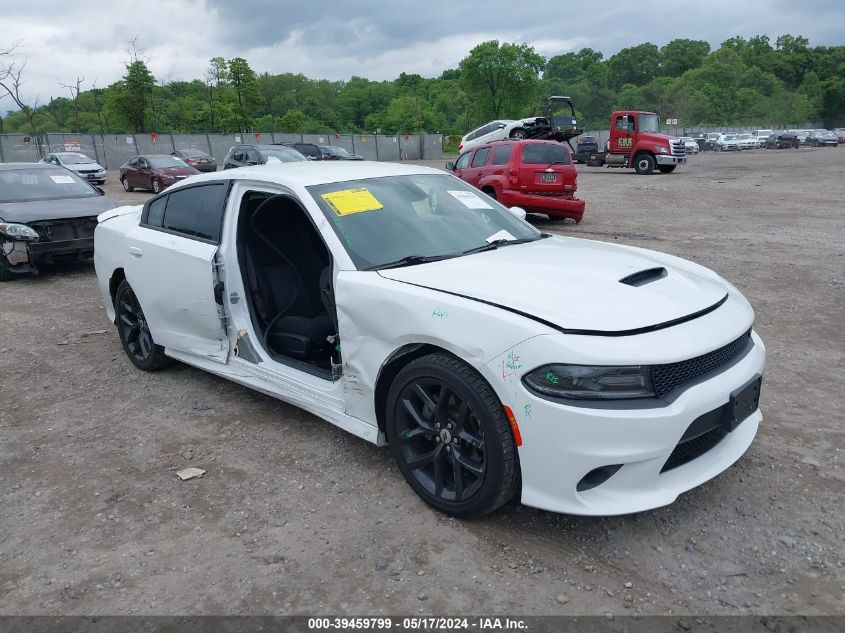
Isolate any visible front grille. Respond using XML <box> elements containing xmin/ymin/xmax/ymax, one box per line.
<box><xmin>671</xmin><ymin>140</ymin><xmax>687</xmax><ymax>157</ymax></box>
<box><xmin>652</xmin><ymin>329</ymin><xmax>752</xmax><ymax>396</ymax></box>
<box><xmin>661</xmin><ymin>425</ymin><xmax>727</xmax><ymax>472</ymax></box>
<box><xmin>29</xmin><ymin>218</ymin><xmax>97</xmax><ymax>242</ymax></box>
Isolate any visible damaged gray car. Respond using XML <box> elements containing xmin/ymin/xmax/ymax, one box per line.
<box><xmin>0</xmin><ymin>163</ymin><xmax>117</xmax><ymax>280</ymax></box>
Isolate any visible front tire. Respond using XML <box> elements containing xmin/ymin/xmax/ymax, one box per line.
<box><xmin>122</xmin><ymin>177</ymin><xmax>134</xmax><ymax>192</ymax></box>
<box><xmin>151</xmin><ymin>178</ymin><xmax>161</xmax><ymax>194</ymax></box>
<box><xmin>385</xmin><ymin>353</ymin><xmax>518</xmax><ymax>518</ymax></box>
<box><xmin>657</xmin><ymin>165</ymin><xmax>676</xmax><ymax>174</ymax></box>
<box><xmin>115</xmin><ymin>280</ymin><xmax>168</xmax><ymax>371</ymax></box>
<box><xmin>634</xmin><ymin>153</ymin><xmax>655</xmax><ymax>175</ymax></box>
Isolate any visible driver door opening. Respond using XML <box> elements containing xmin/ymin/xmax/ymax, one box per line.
<box><xmin>237</xmin><ymin>191</ymin><xmax>340</xmax><ymax>379</ymax></box>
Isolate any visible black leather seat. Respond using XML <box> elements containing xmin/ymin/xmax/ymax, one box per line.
<box><xmin>244</xmin><ymin>196</ymin><xmax>334</xmax><ymax>361</ymax></box>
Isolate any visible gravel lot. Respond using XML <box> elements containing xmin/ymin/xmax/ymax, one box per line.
<box><xmin>0</xmin><ymin>148</ymin><xmax>842</xmax><ymax>616</ymax></box>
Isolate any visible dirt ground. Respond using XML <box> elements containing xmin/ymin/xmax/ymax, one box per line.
<box><xmin>0</xmin><ymin>148</ymin><xmax>842</xmax><ymax>617</ymax></box>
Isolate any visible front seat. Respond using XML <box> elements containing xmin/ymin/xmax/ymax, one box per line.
<box><xmin>250</xmin><ymin>199</ymin><xmax>333</xmax><ymax>360</ymax></box>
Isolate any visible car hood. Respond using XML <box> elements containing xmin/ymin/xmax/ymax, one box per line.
<box><xmin>63</xmin><ymin>162</ymin><xmax>104</xmax><ymax>172</ymax></box>
<box><xmin>156</xmin><ymin>166</ymin><xmax>199</xmax><ymax>176</ymax></box>
<box><xmin>0</xmin><ymin>195</ymin><xmax>117</xmax><ymax>224</ymax></box>
<box><xmin>377</xmin><ymin>237</ymin><xmax>729</xmax><ymax>334</ymax></box>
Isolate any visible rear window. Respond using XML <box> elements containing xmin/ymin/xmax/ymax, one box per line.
<box><xmin>471</xmin><ymin>148</ymin><xmax>491</xmax><ymax>167</ymax></box>
<box><xmin>491</xmin><ymin>145</ymin><xmax>512</xmax><ymax>165</ymax></box>
<box><xmin>161</xmin><ymin>183</ymin><xmax>227</xmax><ymax>242</ymax></box>
<box><xmin>521</xmin><ymin>144</ymin><xmax>571</xmax><ymax>165</ymax></box>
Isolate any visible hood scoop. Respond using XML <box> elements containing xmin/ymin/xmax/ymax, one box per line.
<box><xmin>620</xmin><ymin>267</ymin><xmax>667</xmax><ymax>287</ymax></box>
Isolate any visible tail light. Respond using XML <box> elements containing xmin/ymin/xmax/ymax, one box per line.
<box><xmin>185</xmin><ymin>158</ymin><xmax>196</xmax><ymax>165</ymax></box>
<box><xmin>508</xmin><ymin>168</ymin><xmax>518</xmax><ymax>185</ymax></box>
<box><xmin>458</xmin><ymin>143</ymin><xmax>463</xmax><ymax>152</ymax></box>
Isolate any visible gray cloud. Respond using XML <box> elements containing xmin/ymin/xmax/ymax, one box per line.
<box><xmin>0</xmin><ymin>0</ymin><xmax>842</xmax><ymax>107</ymax></box>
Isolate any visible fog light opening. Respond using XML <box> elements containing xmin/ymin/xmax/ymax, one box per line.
<box><xmin>576</xmin><ymin>464</ymin><xmax>623</xmax><ymax>492</ymax></box>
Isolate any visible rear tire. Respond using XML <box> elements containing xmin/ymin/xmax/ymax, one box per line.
<box><xmin>0</xmin><ymin>266</ymin><xmax>15</xmax><ymax>282</ymax></box>
<box><xmin>657</xmin><ymin>165</ymin><xmax>676</xmax><ymax>174</ymax></box>
<box><xmin>509</xmin><ymin>128</ymin><xmax>526</xmax><ymax>140</ymax></box>
<box><xmin>152</xmin><ymin>178</ymin><xmax>161</xmax><ymax>194</ymax></box>
<box><xmin>385</xmin><ymin>353</ymin><xmax>519</xmax><ymax>518</ymax></box>
<box><xmin>482</xmin><ymin>187</ymin><xmax>497</xmax><ymax>200</ymax></box>
<box><xmin>114</xmin><ymin>280</ymin><xmax>169</xmax><ymax>371</ymax></box>
<box><xmin>122</xmin><ymin>177</ymin><xmax>134</xmax><ymax>192</ymax></box>
<box><xmin>633</xmin><ymin>153</ymin><xmax>655</xmax><ymax>175</ymax></box>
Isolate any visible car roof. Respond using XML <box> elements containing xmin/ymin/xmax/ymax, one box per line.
<box><xmin>136</xmin><ymin>154</ymin><xmax>177</xmax><ymax>159</ymax></box>
<box><xmin>0</xmin><ymin>162</ymin><xmax>58</xmax><ymax>171</ymax></box>
<box><xmin>53</xmin><ymin>151</ymin><xmax>91</xmax><ymax>156</ymax></box>
<box><xmin>162</xmin><ymin>161</ymin><xmax>442</xmax><ymax>191</ymax></box>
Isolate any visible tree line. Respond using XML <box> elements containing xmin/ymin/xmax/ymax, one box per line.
<box><xmin>1</xmin><ymin>34</ymin><xmax>843</xmax><ymax>139</ymax></box>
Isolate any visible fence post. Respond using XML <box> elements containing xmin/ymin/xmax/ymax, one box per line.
<box><xmin>351</xmin><ymin>136</ymin><xmax>356</xmax><ymax>156</ymax></box>
<box><xmin>205</xmin><ymin>133</ymin><xmax>213</xmax><ymax>156</ymax></box>
<box><xmin>375</xmin><ymin>135</ymin><xmax>380</xmax><ymax>161</ymax></box>
<box><xmin>0</xmin><ymin>136</ymin><xmax>5</xmax><ymax>163</ymax></box>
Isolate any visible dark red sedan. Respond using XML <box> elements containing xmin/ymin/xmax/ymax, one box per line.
<box><xmin>120</xmin><ymin>154</ymin><xmax>200</xmax><ymax>194</ymax></box>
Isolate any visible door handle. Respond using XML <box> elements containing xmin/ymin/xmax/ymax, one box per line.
<box><xmin>129</xmin><ymin>247</ymin><xmax>143</xmax><ymax>257</ymax></box>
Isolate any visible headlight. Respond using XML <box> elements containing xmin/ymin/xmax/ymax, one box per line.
<box><xmin>0</xmin><ymin>222</ymin><xmax>39</xmax><ymax>240</ymax></box>
<box><xmin>655</xmin><ymin>146</ymin><xmax>668</xmax><ymax>153</ymax></box>
<box><xmin>523</xmin><ymin>364</ymin><xmax>655</xmax><ymax>400</ymax></box>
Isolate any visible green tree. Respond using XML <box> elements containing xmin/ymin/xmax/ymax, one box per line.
<box><xmin>660</xmin><ymin>39</ymin><xmax>710</xmax><ymax>76</ymax></box>
<box><xmin>113</xmin><ymin>59</ymin><xmax>155</xmax><ymax>132</ymax></box>
<box><xmin>607</xmin><ymin>43</ymin><xmax>660</xmax><ymax>89</ymax></box>
<box><xmin>227</xmin><ymin>57</ymin><xmax>261</xmax><ymax>131</ymax></box>
<box><xmin>458</xmin><ymin>40</ymin><xmax>544</xmax><ymax>120</ymax></box>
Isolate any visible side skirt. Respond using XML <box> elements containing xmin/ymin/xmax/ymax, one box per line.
<box><xmin>165</xmin><ymin>349</ymin><xmax>381</xmax><ymax>445</ymax></box>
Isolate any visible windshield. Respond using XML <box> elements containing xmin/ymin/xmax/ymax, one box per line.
<box><xmin>148</xmin><ymin>156</ymin><xmax>189</xmax><ymax>169</ymax></box>
<box><xmin>638</xmin><ymin>114</ymin><xmax>659</xmax><ymax>133</ymax></box>
<box><xmin>0</xmin><ymin>168</ymin><xmax>99</xmax><ymax>203</ymax></box>
<box><xmin>307</xmin><ymin>174</ymin><xmax>540</xmax><ymax>270</ymax></box>
<box><xmin>724</xmin><ymin>134</ymin><xmax>738</xmax><ymax>140</ymax></box>
<box><xmin>59</xmin><ymin>154</ymin><xmax>94</xmax><ymax>165</ymax></box>
<box><xmin>262</xmin><ymin>148</ymin><xmax>307</xmax><ymax>162</ymax></box>
<box><xmin>739</xmin><ymin>134</ymin><xmax>752</xmax><ymax>139</ymax></box>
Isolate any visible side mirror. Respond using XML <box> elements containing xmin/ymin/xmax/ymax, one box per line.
<box><xmin>445</xmin><ymin>161</ymin><xmax>455</xmax><ymax>170</ymax></box>
<box><xmin>498</xmin><ymin>123</ymin><xmax>506</xmax><ymax>129</ymax></box>
<box><xmin>508</xmin><ymin>206</ymin><xmax>527</xmax><ymax>221</ymax></box>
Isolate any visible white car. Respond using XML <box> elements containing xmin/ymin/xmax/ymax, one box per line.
<box><xmin>738</xmin><ymin>133</ymin><xmax>759</xmax><ymax>149</ymax></box>
<box><xmin>679</xmin><ymin>137</ymin><xmax>700</xmax><ymax>154</ymax></box>
<box><xmin>714</xmin><ymin>133</ymin><xmax>743</xmax><ymax>151</ymax></box>
<box><xmin>754</xmin><ymin>129</ymin><xmax>773</xmax><ymax>144</ymax></box>
<box><xmin>459</xmin><ymin>118</ymin><xmax>548</xmax><ymax>153</ymax></box>
<box><xmin>42</xmin><ymin>152</ymin><xmax>107</xmax><ymax>184</ymax></box>
<box><xmin>93</xmin><ymin>162</ymin><xmax>765</xmax><ymax>518</ymax></box>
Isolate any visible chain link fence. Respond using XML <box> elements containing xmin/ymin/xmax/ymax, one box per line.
<box><xmin>0</xmin><ymin>132</ymin><xmax>444</xmax><ymax>168</ymax></box>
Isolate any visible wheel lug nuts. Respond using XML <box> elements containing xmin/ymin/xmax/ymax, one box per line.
<box><xmin>436</xmin><ymin>423</ymin><xmax>441</xmax><ymax>429</ymax></box>
<box><xmin>453</xmin><ymin>438</ymin><xmax>458</xmax><ymax>443</ymax></box>
<box><xmin>447</xmin><ymin>423</ymin><xmax>453</xmax><ymax>430</ymax></box>
<box><xmin>446</xmin><ymin>446</ymin><xmax>451</xmax><ymax>452</ymax></box>
<box><xmin>435</xmin><ymin>437</ymin><xmax>440</xmax><ymax>442</ymax></box>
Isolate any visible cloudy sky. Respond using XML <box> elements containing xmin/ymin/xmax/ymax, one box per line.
<box><xmin>1</xmin><ymin>0</ymin><xmax>842</xmax><ymax>107</ymax></box>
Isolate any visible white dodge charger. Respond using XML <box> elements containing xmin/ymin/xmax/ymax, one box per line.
<box><xmin>94</xmin><ymin>162</ymin><xmax>765</xmax><ymax>518</ymax></box>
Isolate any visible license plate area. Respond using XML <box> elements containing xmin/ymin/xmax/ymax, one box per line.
<box><xmin>724</xmin><ymin>375</ymin><xmax>762</xmax><ymax>432</ymax></box>
<box><xmin>539</xmin><ymin>172</ymin><xmax>557</xmax><ymax>183</ymax></box>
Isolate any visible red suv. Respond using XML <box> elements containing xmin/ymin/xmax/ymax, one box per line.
<box><xmin>446</xmin><ymin>140</ymin><xmax>585</xmax><ymax>222</ymax></box>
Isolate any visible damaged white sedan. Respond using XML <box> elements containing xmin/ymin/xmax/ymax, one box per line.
<box><xmin>94</xmin><ymin>162</ymin><xmax>765</xmax><ymax>518</ymax></box>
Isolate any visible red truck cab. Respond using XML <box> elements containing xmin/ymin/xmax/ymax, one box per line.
<box><xmin>447</xmin><ymin>140</ymin><xmax>585</xmax><ymax>222</ymax></box>
<box><xmin>595</xmin><ymin>111</ymin><xmax>687</xmax><ymax>174</ymax></box>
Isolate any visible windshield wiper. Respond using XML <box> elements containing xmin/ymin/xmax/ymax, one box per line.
<box><xmin>461</xmin><ymin>233</ymin><xmax>551</xmax><ymax>256</ymax></box>
<box><xmin>367</xmin><ymin>254</ymin><xmax>455</xmax><ymax>271</ymax></box>
<box><xmin>545</xmin><ymin>160</ymin><xmax>570</xmax><ymax>168</ymax></box>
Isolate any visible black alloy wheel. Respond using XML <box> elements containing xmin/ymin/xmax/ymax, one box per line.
<box><xmin>115</xmin><ymin>280</ymin><xmax>168</xmax><ymax>371</ymax></box>
<box><xmin>386</xmin><ymin>353</ymin><xmax>518</xmax><ymax>517</ymax></box>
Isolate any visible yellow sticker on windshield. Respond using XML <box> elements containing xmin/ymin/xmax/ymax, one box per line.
<box><xmin>321</xmin><ymin>188</ymin><xmax>383</xmax><ymax>216</ymax></box>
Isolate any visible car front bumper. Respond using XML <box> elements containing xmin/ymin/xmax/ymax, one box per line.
<box><xmin>656</xmin><ymin>154</ymin><xmax>688</xmax><ymax>165</ymax></box>
<box><xmin>499</xmin><ymin>189</ymin><xmax>585</xmax><ymax>221</ymax></box>
<box><xmin>486</xmin><ymin>329</ymin><xmax>765</xmax><ymax>516</ymax></box>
